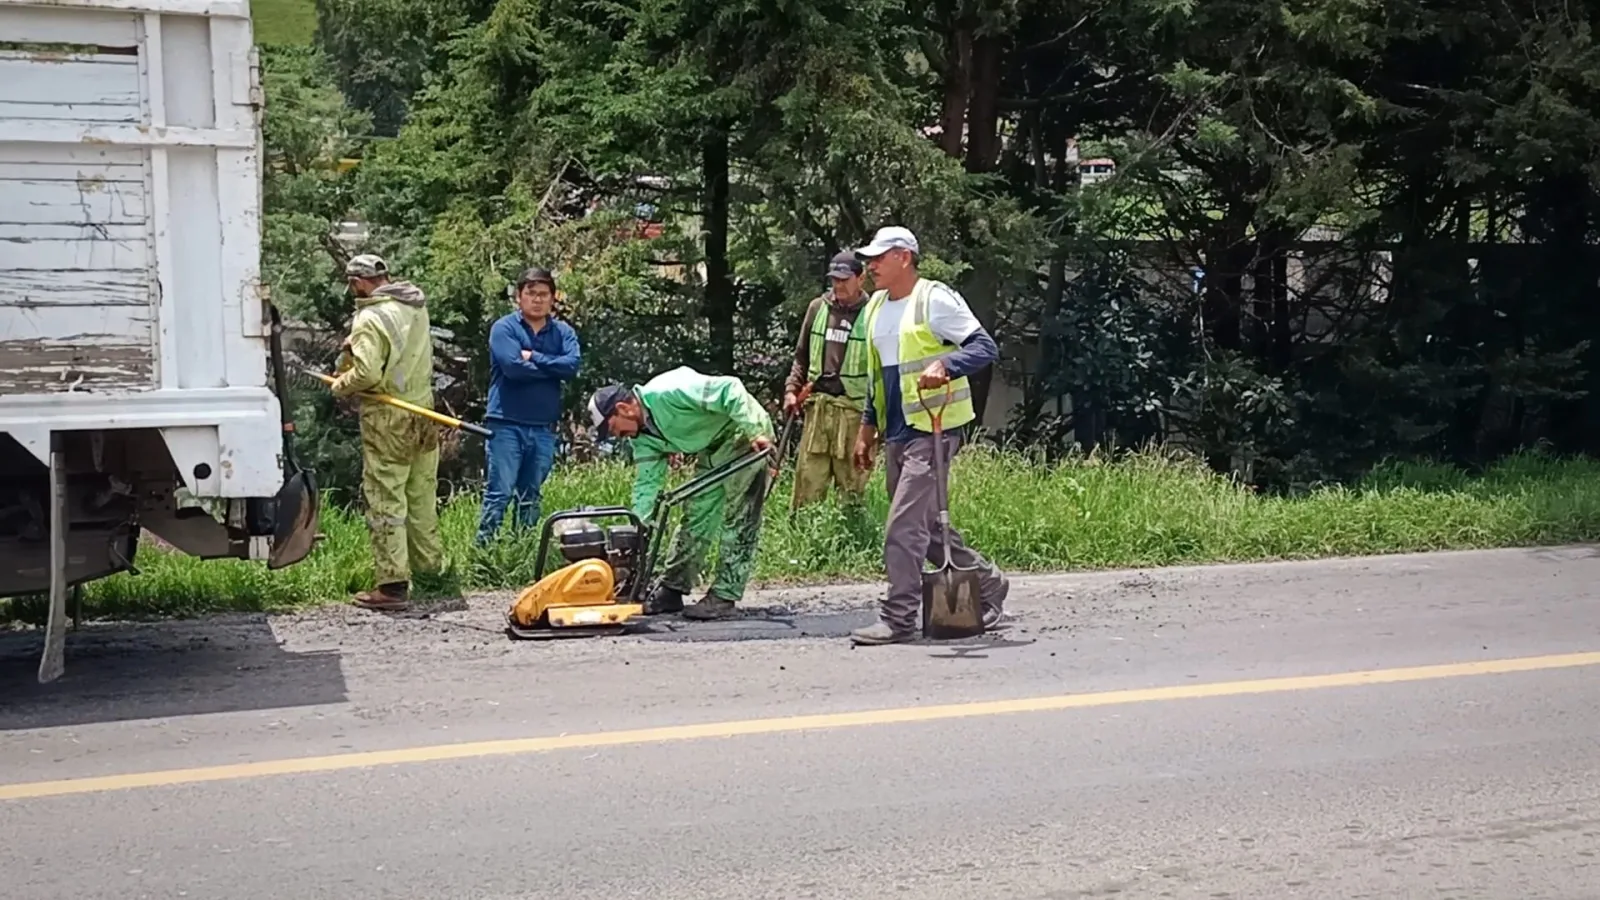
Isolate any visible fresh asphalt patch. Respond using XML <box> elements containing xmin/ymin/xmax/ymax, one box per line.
<box><xmin>635</xmin><ymin>608</ymin><xmax>879</xmax><ymax>642</ymax></box>
<box><xmin>620</xmin><ymin>608</ymin><xmax>1028</xmax><ymax>647</ymax></box>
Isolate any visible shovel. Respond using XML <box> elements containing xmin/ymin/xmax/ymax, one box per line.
<box><xmin>767</xmin><ymin>383</ymin><xmax>812</xmax><ymax>500</ymax></box>
<box><xmin>302</xmin><ymin>369</ymin><xmax>494</xmax><ymax>438</ymax></box>
<box><xmin>918</xmin><ymin>382</ymin><xmax>986</xmax><ymax>640</ymax></box>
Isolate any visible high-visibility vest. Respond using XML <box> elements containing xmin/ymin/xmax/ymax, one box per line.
<box><xmin>862</xmin><ymin>277</ymin><xmax>976</xmax><ymax>432</ymax></box>
<box><xmin>805</xmin><ymin>296</ymin><xmax>870</xmax><ymax>402</ymax></box>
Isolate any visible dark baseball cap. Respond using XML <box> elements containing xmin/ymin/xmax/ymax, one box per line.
<box><xmin>826</xmin><ymin>250</ymin><xmax>864</xmax><ymax>279</ymax></box>
<box><xmin>586</xmin><ymin>384</ymin><xmax>629</xmax><ymax>439</ymax></box>
<box><xmin>516</xmin><ymin>266</ymin><xmax>556</xmax><ymax>290</ymax></box>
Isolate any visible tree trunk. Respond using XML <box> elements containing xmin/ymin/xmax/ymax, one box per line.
<box><xmin>703</xmin><ymin>128</ymin><xmax>734</xmax><ymax>374</ymax></box>
<box><xmin>1203</xmin><ymin>214</ymin><xmax>1250</xmax><ymax>352</ymax></box>
<box><xmin>1271</xmin><ymin>252</ymin><xmax>1291</xmax><ymax>373</ymax></box>
<box><xmin>938</xmin><ymin>28</ymin><xmax>972</xmax><ymax>158</ymax></box>
<box><xmin>964</xmin><ymin>34</ymin><xmax>1004</xmax><ymax>172</ymax></box>
<box><xmin>948</xmin><ymin>29</ymin><xmax>1006</xmax><ymax>428</ymax></box>
<box><xmin>1021</xmin><ymin>116</ymin><xmax>1067</xmax><ymax>423</ymax></box>
<box><xmin>1251</xmin><ymin>234</ymin><xmax>1291</xmax><ymax>373</ymax></box>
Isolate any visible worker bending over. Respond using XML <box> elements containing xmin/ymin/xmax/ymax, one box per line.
<box><xmin>329</xmin><ymin>254</ymin><xmax>447</xmax><ymax>612</ymax></box>
<box><xmin>587</xmin><ymin>367</ymin><xmax>775</xmax><ymax>620</ymax></box>
<box><xmin>783</xmin><ymin>251</ymin><xmax>873</xmax><ymax>512</ymax></box>
<box><xmin>849</xmin><ymin>227</ymin><xmax>1009</xmax><ymax>645</ymax></box>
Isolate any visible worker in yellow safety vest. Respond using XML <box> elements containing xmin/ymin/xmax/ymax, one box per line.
<box><xmin>848</xmin><ymin>226</ymin><xmax>1010</xmax><ymax>645</ymax></box>
<box><xmin>782</xmin><ymin>251</ymin><xmax>873</xmax><ymax>511</ymax></box>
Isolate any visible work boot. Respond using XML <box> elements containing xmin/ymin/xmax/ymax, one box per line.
<box><xmin>353</xmin><ymin>582</ymin><xmax>409</xmax><ymax>612</ymax></box>
<box><xmin>644</xmin><ymin>585</ymin><xmax>685</xmax><ymax>615</ymax></box>
<box><xmin>850</xmin><ymin>621</ymin><xmax>917</xmax><ymax>646</ymax></box>
<box><xmin>983</xmin><ymin>570</ymin><xmax>1011</xmax><ymax>629</ymax></box>
<box><xmin>681</xmin><ymin>593</ymin><xmax>738</xmax><ymax>621</ymax></box>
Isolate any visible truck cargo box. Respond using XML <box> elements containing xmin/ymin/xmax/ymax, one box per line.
<box><xmin>0</xmin><ymin>0</ymin><xmax>319</xmax><ymax>682</ymax></box>
<box><xmin>0</xmin><ymin>0</ymin><xmax>284</xmax><ymax>492</ymax></box>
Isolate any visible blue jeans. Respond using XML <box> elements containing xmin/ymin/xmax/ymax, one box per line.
<box><xmin>475</xmin><ymin>420</ymin><xmax>558</xmax><ymax>544</ymax></box>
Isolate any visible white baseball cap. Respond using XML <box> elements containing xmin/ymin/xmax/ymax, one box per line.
<box><xmin>855</xmin><ymin>226</ymin><xmax>919</xmax><ymax>258</ymax></box>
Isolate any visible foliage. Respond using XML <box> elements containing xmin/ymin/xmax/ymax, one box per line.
<box><xmin>313</xmin><ymin>0</ymin><xmax>483</xmax><ymax>136</ymax></box>
<box><xmin>249</xmin><ymin>0</ymin><xmax>1600</xmax><ymax>511</ymax></box>
<box><xmin>259</xmin><ymin>45</ymin><xmax>378</xmax><ymax>502</ymax></box>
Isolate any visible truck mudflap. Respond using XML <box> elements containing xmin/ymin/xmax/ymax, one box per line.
<box><xmin>268</xmin><ymin>466</ymin><xmax>319</xmax><ymax>570</ymax></box>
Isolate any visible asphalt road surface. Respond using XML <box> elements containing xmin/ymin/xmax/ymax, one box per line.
<box><xmin>3</xmin><ymin>546</ymin><xmax>1600</xmax><ymax>899</ymax></box>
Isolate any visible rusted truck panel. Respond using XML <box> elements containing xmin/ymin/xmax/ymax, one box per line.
<box><xmin>0</xmin><ymin>0</ymin><xmax>320</xmax><ymax>682</ymax></box>
<box><xmin>0</xmin><ymin>48</ymin><xmax>157</xmax><ymax>393</ymax></box>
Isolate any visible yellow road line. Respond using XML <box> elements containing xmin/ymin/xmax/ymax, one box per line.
<box><xmin>5</xmin><ymin>650</ymin><xmax>1599</xmax><ymax>802</ymax></box>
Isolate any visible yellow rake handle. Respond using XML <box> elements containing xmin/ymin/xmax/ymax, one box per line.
<box><xmin>303</xmin><ymin>369</ymin><xmax>493</xmax><ymax>438</ymax></box>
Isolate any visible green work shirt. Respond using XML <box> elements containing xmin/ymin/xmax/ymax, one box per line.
<box><xmin>627</xmin><ymin>366</ymin><xmax>774</xmax><ymax>518</ymax></box>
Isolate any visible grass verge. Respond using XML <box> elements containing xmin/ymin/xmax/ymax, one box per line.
<box><xmin>5</xmin><ymin>446</ymin><xmax>1600</xmax><ymax>624</ymax></box>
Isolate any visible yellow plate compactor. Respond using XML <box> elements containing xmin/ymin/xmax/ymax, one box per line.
<box><xmin>505</xmin><ymin>446</ymin><xmax>774</xmax><ymax>640</ymax></box>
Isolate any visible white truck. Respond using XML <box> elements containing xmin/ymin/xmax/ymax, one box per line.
<box><xmin>0</xmin><ymin>0</ymin><xmax>320</xmax><ymax>682</ymax></box>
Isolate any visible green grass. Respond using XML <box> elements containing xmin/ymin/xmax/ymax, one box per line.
<box><xmin>8</xmin><ymin>447</ymin><xmax>1600</xmax><ymax>624</ymax></box>
<box><xmin>252</xmin><ymin>0</ymin><xmax>316</xmax><ymax>46</ymax></box>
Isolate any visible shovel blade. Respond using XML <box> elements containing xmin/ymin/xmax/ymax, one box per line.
<box><xmin>267</xmin><ymin>469</ymin><xmax>321</xmax><ymax>570</ymax></box>
<box><xmin>921</xmin><ymin>569</ymin><xmax>985</xmax><ymax>639</ymax></box>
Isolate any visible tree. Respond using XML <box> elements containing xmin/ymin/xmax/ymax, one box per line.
<box><xmin>314</xmin><ymin>0</ymin><xmax>485</xmax><ymax>136</ymax></box>
<box><xmin>259</xmin><ymin>45</ymin><xmax>375</xmax><ymax>500</ymax></box>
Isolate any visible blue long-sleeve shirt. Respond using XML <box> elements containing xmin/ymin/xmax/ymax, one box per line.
<box><xmin>485</xmin><ymin>312</ymin><xmax>582</xmax><ymax>427</ymax></box>
<box><xmin>861</xmin><ymin>279</ymin><xmax>999</xmax><ymax>444</ymax></box>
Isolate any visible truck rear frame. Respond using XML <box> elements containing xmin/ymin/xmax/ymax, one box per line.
<box><xmin>0</xmin><ymin>0</ymin><xmax>320</xmax><ymax>682</ymax></box>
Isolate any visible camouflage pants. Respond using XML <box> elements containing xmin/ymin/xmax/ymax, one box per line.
<box><xmin>360</xmin><ymin>403</ymin><xmax>445</xmax><ymax>587</ymax></box>
<box><xmin>791</xmin><ymin>393</ymin><xmax>869</xmax><ymax>510</ymax></box>
<box><xmin>659</xmin><ymin>438</ymin><xmax>772</xmax><ymax>602</ymax></box>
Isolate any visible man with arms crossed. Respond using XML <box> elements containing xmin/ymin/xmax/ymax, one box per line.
<box><xmin>475</xmin><ymin>266</ymin><xmax>581</xmax><ymax>545</ymax></box>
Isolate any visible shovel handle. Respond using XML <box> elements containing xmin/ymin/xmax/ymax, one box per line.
<box><xmin>915</xmin><ymin>380</ymin><xmax>955</xmax><ymax>436</ymax></box>
<box><xmin>784</xmin><ymin>382</ymin><xmax>813</xmax><ymax>421</ymax></box>
<box><xmin>303</xmin><ymin>369</ymin><xmax>493</xmax><ymax>438</ymax></box>
<box><xmin>769</xmin><ymin>383</ymin><xmax>815</xmax><ymax>498</ymax></box>
<box><xmin>915</xmin><ymin>380</ymin><xmax>957</xmax><ymax>566</ymax></box>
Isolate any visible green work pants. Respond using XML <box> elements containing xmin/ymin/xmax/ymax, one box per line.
<box><xmin>791</xmin><ymin>393</ymin><xmax>869</xmax><ymax>510</ymax></box>
<box><xmin>658</xmin><ymin>438</ymin><xmax>772</xmax><ymax>602</ymax></box>
<box><xmin>359</xmin><ymin>403</ymin><xmax>445</xmax><ymax>587</ymax></box>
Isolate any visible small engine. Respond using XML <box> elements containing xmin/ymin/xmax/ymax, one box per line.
<box><xmin>552</xmin><ymin>515</ymin><xmax>645</xmax><ymax>600</ymax></box>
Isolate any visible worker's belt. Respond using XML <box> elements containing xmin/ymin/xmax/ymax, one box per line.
<box><xmin>801</xmin><ymin>392</ymin><xmax>862</xmax><ymax>459</ymax></box>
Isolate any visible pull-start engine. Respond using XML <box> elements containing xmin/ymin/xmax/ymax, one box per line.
<box><xmin>551</xmin><ymin>516</ymin><xmax>646</xmax><ymax>601</ymax></box>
